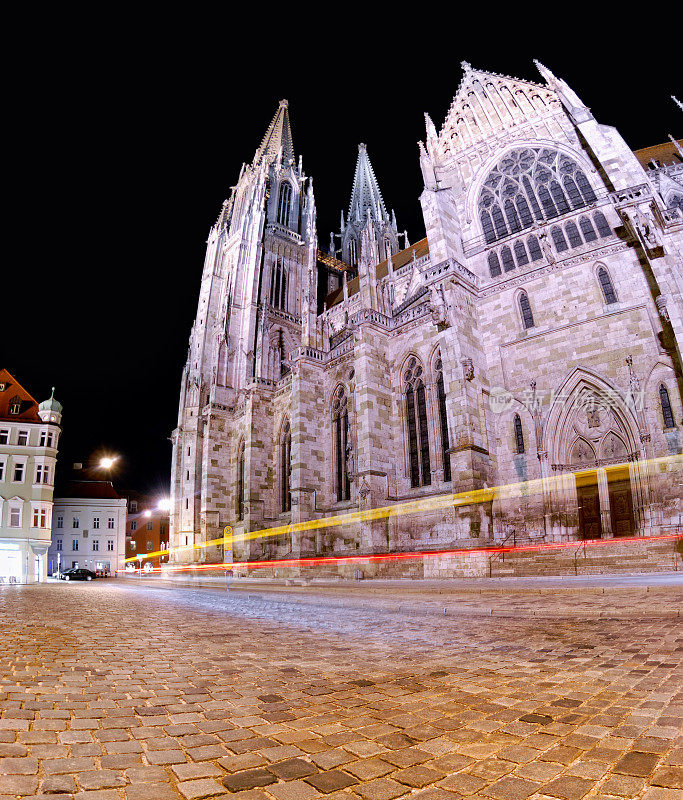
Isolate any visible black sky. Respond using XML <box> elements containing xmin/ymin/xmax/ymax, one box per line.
<box><xmin>5</xmin><ymin>15</ymin><xmax>680</xmax><ymax>496</ymax></box>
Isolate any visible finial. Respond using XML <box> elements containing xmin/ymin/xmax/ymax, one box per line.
<box><xmin>668</xmin><ymin>134</ymin><xmax>683</xmax><ymax>158</ymax></box>
<box><xmin>461</xmin><ymin>61</ymin><xmax>472</xmax><ymax>73</ymax></box>
<box><xmin>534</xmin><ymin>59</ymin><xmax>555</xmax><ymax>83</ymax></box>
<box><xmin>672</xmin><ymin>96</ymin><xmax>682</xmax><ymax>111</ymax></box>
<box><xmin>279</xmin><ymin>99</ymin><xmax>288</xmax><ymax>108</ymax></box>
<box><xmin>50</xmin><ymin>386</ymin><xmax>55</xmax><ymax>399</ymax></box>
<box><xmin>358</xmin><ymin>142</ymin><xmax>367</xmax><ymax>152</ymax></box>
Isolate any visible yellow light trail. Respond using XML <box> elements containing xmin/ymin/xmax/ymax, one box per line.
<box><xmin>125</xmin><ymin>453</ymin><xmax>683</xmax><ymax>565</ymax></box>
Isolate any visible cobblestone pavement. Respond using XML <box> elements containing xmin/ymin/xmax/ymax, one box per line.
<box><xmin>0</xmin><ymin>581</ymin><xmax>681</xmax><ymax>800</ymax></box>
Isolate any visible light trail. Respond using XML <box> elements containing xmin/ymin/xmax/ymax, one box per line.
<box><xmin>124</xmin><ymin>453</ymin><xmax>682</xmax><ymax>568</ymax></box>
<box><xmin>120</xmin><ymin>531</ymin><xmax>683</xmax><ymax>575</ymax></box>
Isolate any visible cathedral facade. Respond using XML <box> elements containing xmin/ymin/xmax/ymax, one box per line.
<box><xmin>170</xmin><ymin>64</ymin><xmax>683</xmax><ymax>573</ymax></box>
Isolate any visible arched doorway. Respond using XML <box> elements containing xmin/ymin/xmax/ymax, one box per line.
<box><xmin>544</xmin><ymin>368</ymin><xmax>643</xmax><ymax>540</ymax></box>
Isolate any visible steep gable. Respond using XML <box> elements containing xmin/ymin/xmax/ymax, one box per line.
<box><xmin>434</xmin><ymin>63</ymin><xmax>561</xmax><ymax>159</ymax></box>
<box><xmin>0</xmin><ymin>368</ymin><xmax>41</xmax><ymax>423</ymax></box>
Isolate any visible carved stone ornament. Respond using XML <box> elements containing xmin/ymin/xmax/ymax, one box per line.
<box><xmin>461</xmin><ymin>357</ymin><xmax>474</xmax><ymax>381</ymax></box>
<box><xmin>656</xmin><ymin>295</ymin><xmax>670</xmax><ymax>321</ymax></box>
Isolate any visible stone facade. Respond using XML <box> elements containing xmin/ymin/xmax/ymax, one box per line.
<box><xmin>170</xmin><ymin>63</ymin><xmax>683</xmax><ymax>570</ymax></box>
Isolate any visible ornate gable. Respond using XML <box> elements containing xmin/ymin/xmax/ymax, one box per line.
<box><xmin>434</xmin><ymin>63</ymin><xmax>561</xmax><ymax>160</ymax></box>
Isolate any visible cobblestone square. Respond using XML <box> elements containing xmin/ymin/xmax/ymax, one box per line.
<box><xmin>0</xmin><ymin>579</ymin><xmax>681</xmax><ymax>799</ymax></box>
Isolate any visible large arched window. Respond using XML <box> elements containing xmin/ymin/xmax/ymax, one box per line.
<box><xmin>435</xmin><ymin>355</ymin><xmax>451</xmax><ymax>482</ymax></box>
<box><xmin>513</xmin><ymin>414</ymin><xmax>525</xmax><ymax>454</ymax></box>
<box><xmin>488</xmin><ymin>251</ymin><xmax>501</xmax><ymax>277</ymax></box>
<box><xmin>332</xmin><ymin>387</ymin><xmax>350</xmax><ymax>502</ymax></box>
<box><xmin>519</xmin><ymin>292</ymin><xmax>535</xmax><ymax>329</ymax></box>
<box><xmin>277</xmin><ymin>182</ymin><xmax>292</xmax><ymax>226</ymax></box>
<box><xmin>270</xmin><ymin>261</ymin><xmax>287</xmax><ymax>310</ymax></box>
<box><xmin>660</xmin><ymin>384</ymin><xmax>675</xmax><ymax>429</ymax></box>
<box><xmin>281</xmin><ymin>421</ymin><xmax>291</xmax><ymax>511</ymax></box>
<box><xmin>598</xmin><ymin>267</ymin><xmax>617</xmax><ymax>305</ymax></box>
<box><xmin>478</xmin><ymin>147</ymin><xmax>597</xmax><ymax>243</ymax></box>
<box><xmin>236</xmin><ymin>441</ymin><xmax>245</xmax><ymax>520</ymax></box>
<box><xmin>404</xmin><ymin>357</ymin><xmax>431</xmax><ymax>488</ymax></box>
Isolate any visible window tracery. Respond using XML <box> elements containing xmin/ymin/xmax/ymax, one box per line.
<box><xmin>479</xmin><ymin>147</ymin><xmax>597</xmax><ymax>244</ymax></box>
<box><xmin>277</xmin><ymin>182</ymin><xmax>292</xmax><ymax>227</ymax></box>
<box><xmin>660</xmin><ymin>384</ymin><xmax>675</xmax><ymax>429</ymax></box>
<box><xmin>514</xmin><ymin>414</ymin><xmax>525</xmax><ymax>454</ymax></box>
<box><xmin>281</xmin><ymin>421</ymin><xmax>292</xmax><ymax>511</ymax></box>
<box><xmin>519</xmin><ymin>292</ymin><xmax>535</xmax><ymax>329</ymax></box>
<box><xmin>236</xmin><ymin>441</ymin><xmax>245</xmax><ymax>520</ymax></box>
<box><xmin>435</xmin><ymin>355</ymin><xmax>451</xmax><ymax>482</ymax></box>
<box><xmin>332</xmin><ymin>387</ymin><xmax>350</xmax><ymax>502</ymax></box>
<box><xmin>403</xmin><ymin>357</ymin><xmax>431</xmax><ymax>487</ymax></box>
<box><xmin>598</xmin><ymin>267</ymin><xmax>617</xmax><ymax>305</ymax></box>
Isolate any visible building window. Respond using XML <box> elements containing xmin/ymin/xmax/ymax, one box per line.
<box><xmin>660</xmin><ymin>384</ymin><xmax>675</xmax><ymax>429</ymax></box>
<box><xmin>435</xmin><ymin>356</ymin><xmax>451</xmax><ymax>482</ymax></box>
<box><xmin>331</xmin><ymin>388</ymin><xmax>350</xmax><ymax>502</ymax></box>
<box><xmin>72</xmin><ymin>517</ymin><xmax>79</xmax><ymax>529</ymax></box>
<box><xmin>551</xmin><ymin>226</ymin><xmax>568</xmax><ymax>252</ymax></box>
<box><xmin>0</xmin><ymin>461</ymin><xmax>5</xmax><ymax>482</ymax></box>
<box><xmin>10</xmin><ymin>507</ymin><xmax>21</xmax><ymax>527</ymax></box>
<box><xmin>131</xmin><ymin>540</ymin><xmax>136</xmax><ymax>550</ymax></box>
<box><xmin>108</xmin><ymin>517</ymin><xmax>115</xmax><ymax>529</ymax></box>
<box><xmin>519</xmin><ymin>292</ymin><xmax>535</xmax><ymax>329</ymax></box>
<box><xmin>131</xmin><ymin>520</ymin><xmax>137</xmax><ymax>531</ymax></box>
<box><xmin>478</xmin><ymin>148</ymin><xmax>597</xmax><ymax>244</ymax></box>
<box><xmin>0</xmin><ymin>429</ymin><xmax>8</xmax><ymax>445</ymax></box>
<box><xmin>32</xmin><ymin>508</ymin><xmax>47</xmax><ymax>528</ymax></box>
<box><xmin>146</xmin><ymin>521</ymin><xmax>153</xmax><ymax>530</ymax></box>
<box><xmin>527</xmin><ymin>235</ymin><xmax>542</xmax><ymax>261</ymax></box>
<box><xmin>72</xmin><ymin>539</ymin><xmax>79</xmax><ymax>551</ymax></box>
<box><xmin>501</xmin><ymin>246</ymin><xmax>515</xmax><ymax>272</ymax></box>
<box><xmin>281</xmin><ymin>420</ymin><xmax>292</xmax><ymax>511</ymax></box>
<box><xmin>35</xmin><ymin>465</ymin><xmax>49</xmax><ymax>484</ymax></box>
<box><xmin>129</xmin><ymin>500</ymin><xmax>137</xmax><ymax>513</ymax></box>
<box><xmin>39</xmin><ymin>430</ymin><xmax>54</xmax><ymax>448</ymax></box>
<box><xmin>8</xmin><ymin>396</ymin><xmax>22</xmax><ymax>415</ymax></box>
<box><xmin>17</xmin><ymin>431</ymin><xmax>29</xmax><ymax>446</ymax></box>
<box><xmin>236</xmin><ymin>441</ymin><xmax>245</xmax><ymax>520</ymax></box>
<box><xmin>348</xmin><ymin>237</ymin><xmax>357</xmax><ymax>267</ymax></box>
<box><xmin>13</xmin><ymin>463</ymin><xmax>25</xmax><ymax>482</ymax></box>
<box><xmin>93</xmin><ymin>516</ymin><xmax>100</xmax><ymax>529</ymax></box>
<box><xmin>107</xmin><ymin>540</ymin><xmax>114</xmax><ymax>552</ymax></box>
<box><xmin>594</xmin><ymin>211</ymin><xmax>611</xmax><ymax>238</ymax></box>
<box><xmin>147</xmin><ymin>540</ymin><xmax>153</xmax><ymax>551</ymax></box>
<box><xmin>92</xmin><ymin>540</ymin><xmax>99</xmax><ymax>552</ymax></box>
<box><xmin>56</xmin><ymin>539</ymin><xmax>62</xmax><ymax>551</ymax></box>
<box><xmin>488</xmin><ymin>251</ymin><xmax>501</xmax><ymax>277</ymax></box>
<box><xmin>57</xmin><ymin>515</ymin><xmax>63</xmax><ymax>529</ymax></box>
<box><xmin>598</xmin><ymin>267</ymin><xmax>617</xmax><ymax>305</ymax></box>
<box><xmin>579</xmin><ymin>216</ymin><xmax>597</xmax><ymax>242</ymax></box>
<box><xmin>514</xmin><ymin>414</ymin><xmax>525</xmax><ymax>454</ymax></box>
<box><xmin>277</xmin><ymin>182</ymin><xmax>292</xmax><ymax>226</ymax></box>
<box><xmin>404</xmin><ymin>357</ymin><xmax>431</xmax><ymax>488</ymax></box>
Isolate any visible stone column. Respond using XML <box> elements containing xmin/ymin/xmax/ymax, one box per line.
<box><xmin>597</xmin><ymin>467</ymin><xmax>613</xmax><ymax>538</ymax></box>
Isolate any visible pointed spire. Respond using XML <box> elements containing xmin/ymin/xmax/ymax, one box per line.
<box><xmin>669</xmin><ymin>134</ymin><xmax>683</xmax><ymax>159</ymax></box>
<box><xmin>673</xmin><ymin>96</ymin><xmax>682</xmax><ymax>112</ymax></box>
<box><xmin>348</xmin><ymin>143</ymin><xmax>389</xmax><ymax>225</ymax></box>
<box><xmin>254</xmin><ymin>99</ymin><xmax>295</xmax><ymax>166</ymax></box>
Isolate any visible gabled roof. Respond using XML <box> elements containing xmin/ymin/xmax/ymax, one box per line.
<box><xmin>435</xmin><ymin>62</ymin><xmax>560</xmax><ymax>158</ymax></box>
<box><xmin>325</xmin><ymin>237</ymin><xmax>429</xmax><ymax>309</ymax></box>
<box><xmin>634</xmin><ymin>140</ymin><xmax>683</xmax><ymax>169</ymax></box>
<box><xmin>0</xmin><ymin>368</ymin><xmax>41</xmax><ymax>423</ymax></box>
<box><xmin>58</xmin><ymin>480</ymin><xmax>122</xmax><ymax>500</ymax></box>
<box><xmin>254</xmin><ymin>100</ymin><xmax>295</xmax><ymax>165</ymax></box>
<box><xmin>347</xmin><ymin>143</ymin><xmax>389</xmax><ymax>225</ymax></box>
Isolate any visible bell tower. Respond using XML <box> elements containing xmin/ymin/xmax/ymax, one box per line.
<box><xmin>170</xmin><ymin>100</ymin><xmax>317</xmax><ymax>563</ymax></box>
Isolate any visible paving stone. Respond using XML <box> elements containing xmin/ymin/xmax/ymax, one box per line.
<box><xmin>393</xmin><ymin>765</ymin><xmax>446</xmax><ymax>787</ymax></box>
<box><xmin>221</xmin><ymin>768</ymin><xmax>277</xmax><ymax>792</ymax></box>
<box><xmin>483</xmin><ymin>775</ymin><xmax>541</xmax><ymax>799</ymax></box>
<box><xmin>267</xmin><ymin>757</ymin><xmax>318</xmax><ymax>779</ymax></box>
<box><xmin>304</xmin><ymin>769</ymin><xmax>359</xmax><ymax>793</ymax></box>
<box><xmin>542</xmin><ymin>775</ymin><xmax>596</xmax><ymax>799</ymax></box>
<box><xmin>651</xmin><ymin>767</ymin><xmax>683</xmax><ymax>789</ymax></box>
<box><xmin>177</xmin><ymin>778</ymin><xmax>227</xmax><ymax>799</ymax></box>
<box><xmin>125</xmin><ymin>782</ymin><xmax>181</xmax><ymax>800</ymax></box>
<box><xmin>614</xmin><ymin>750</ymin><xmax>661</xmax><ymax>776</ymax></box>
<box><xmin>352</xmin><ymin>777</ymin><xmax>409</xmax><ymax>800</ymax></box>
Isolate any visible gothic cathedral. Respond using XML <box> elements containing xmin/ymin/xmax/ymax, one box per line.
<box><xmin>170</xmin><ymin>63</ymin><xmax>683</xmax><ymax>573</ymax></box>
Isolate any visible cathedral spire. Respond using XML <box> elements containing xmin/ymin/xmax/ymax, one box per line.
<box><xmin>348</xmin><ymin>143</ymin><xmax>389</xmax><ymax>225</ymax></box>
<box><xmin>254</xmin><ymin>99</ymin><xmax>295</xmax><ymax>165</ymax></box>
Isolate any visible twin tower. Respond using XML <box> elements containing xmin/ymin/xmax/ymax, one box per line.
<box><xmin>170</xmin><ymin>100</ymin><xmax>400</xmax><ymax>558</ymax></box>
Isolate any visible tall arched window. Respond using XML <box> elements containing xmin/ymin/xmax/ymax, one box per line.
<box><xmin>579</xmin><ymin>216</ymin><xmax>597</xmax><ymax>242</ymax></box>
<box><xmin>332</xmin><ymin>387</ymin><xmax>350</xmax><ymax>501</ymax></box>
<box><xmin>281</xmin><ymin>421</ymin><xmax>292</xmax><ymax>511</ymax></box>
<box><xmin>514</xmin><ymin>240</ymin><xmax>529</xmax><ymax>267</ymax></box>
<box><xmin>565</xmin><ymin>221</ymin><xmax>582</xmax><ymax>248</ymax></box>
<box><xmin>270</xmin><ymin>262</ymin><xmax>287</xmax><ymax>310</ymax></box>
<box><xmin>236</xmin><ymin>441</ymin><xmax>245</xmax><ymax>520</ymax></box>
<box><xmin>348</xmin><ymin>238</ymin><xmax>358</xmax><ymax>266</ymax></box>
<box><xmin>594</xmin><ymin>212</ymin><xmax>612</xmax><ymax>238</ymax></box>
<box><xmin>527</xmin><ymin>235</ymin><xmax>542</xmax><ymax>262</ymax></box>
<box><xmin>435</xmin><ymin>355</ymin><xmax>451</xmax><ymax>482</ymax></box>
<box><xmin>551</xmin><ymin>226</ymin><xmax>568</xmax><ymax>252</ymax></box>
<box><xmin>488</xmin><ymin>251</ymin><xmax>501</xmax><ymax>277</ymax></box>
<box><xmin>519</xmin><ymin>292</ymin><xmax>535</xmax><ymax>329</ymax></box>
<box><xmin>598</xmin><ymin>267</ymin><xmax>617</xmax><ymax>305</ymax></box>
<box><xmin>501</xmin><ymin>246</ymin><xmax>515</xmax><ymax>272</ymax></box>
<box><xmin>404</xmin><ymin>357</ymin><xmax>431</xmax><ymax>488</ymax></box>
<box><xmin>277</xmin><ymin>182</ymin><xmax>292</xmax><ymax>226</ymax></box>
<box><xmin>514</xmin><ymin>414</ymin><xmax>525</xmax><ymax>454</ymax></box>
<box><xmin>660</xmin><ymin>384</ymin><xmax>675</xmax><ymax>429</ymax></box>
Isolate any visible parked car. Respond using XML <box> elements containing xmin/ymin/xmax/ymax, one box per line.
<box><xmin>60</xmin><ymin>568</ymin><xmax>97</xmax><ymax>581</ymax></box>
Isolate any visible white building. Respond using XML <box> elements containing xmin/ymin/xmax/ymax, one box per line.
<box><xmin>0</xmin><ymin>369</ymin><xmax>62</xmax><ymax>584</ymax></box>
<box><xmin>47</xmin><ymin>480</ymin><xmax>127</xmax><ymax>576</ymax></box>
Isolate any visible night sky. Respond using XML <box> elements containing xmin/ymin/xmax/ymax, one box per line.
<box><xmin>6</xmin><ymin>20</ymin><xmax>680</xmax><ymax>496</ymax></box>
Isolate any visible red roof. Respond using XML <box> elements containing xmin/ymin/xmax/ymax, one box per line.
<box><xmin>0</xmin><ymin>368</ymin><xmax>41</xmax><ymax>423</ymax></box>
<box><xmin>59</xmin><ymin>481</ymin><xmax>122</xmax><ymax>500</ymax></box>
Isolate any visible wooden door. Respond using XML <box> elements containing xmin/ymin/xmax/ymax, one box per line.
<box><xmin>609</xmin><ymin>479</ymin><xmax>635</xmax><ymax>537</ymax></box>
<box><xmin>577</xmin><ymin>482</ymin><xmax>602</xmax><ymax>540</ymax></box>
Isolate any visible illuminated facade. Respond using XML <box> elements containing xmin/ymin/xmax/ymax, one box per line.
<box><xmin>0</xmin><ymin>369</ymin><xmax>62</xmax><ymax>584</ymax></box>
<box><xmin>171</xmin><ymin>64</ymin><xmax>683</xmax><ymax>572</ymax></box>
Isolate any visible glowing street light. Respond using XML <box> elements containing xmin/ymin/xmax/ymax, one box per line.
<box><xmin>157</xmin><ymin>498</ymin><xmax>171</xmax><ymax>512</ymax></box>
<box><xmin>99</xmin><ymin>456</ymin><xmax>118</xmax><ymax>470</ymax></box>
